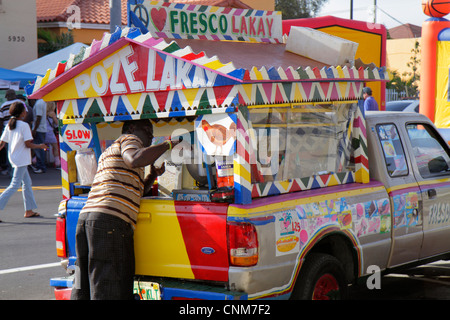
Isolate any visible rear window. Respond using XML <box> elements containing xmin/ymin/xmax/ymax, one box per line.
<box><xmin>386</xmin><ymin>101</ymin><xmax>410</xmax><ymax>112</ymax></box>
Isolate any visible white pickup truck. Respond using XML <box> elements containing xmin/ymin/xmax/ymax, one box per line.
<box><xmin>52</xmin><ymin>109</ymin><xmax>450</xmax><ymax>300</ymax></box>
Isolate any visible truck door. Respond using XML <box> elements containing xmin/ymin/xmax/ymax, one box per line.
<box><xmin>373</xmin><ymin>123</ymin><xmax>423</xmax><ymax>267</ymax></box>
<box><xmin>405</xmin><ymin>123</ymin><xmax>450</xmax><ymax>259</ymax></box>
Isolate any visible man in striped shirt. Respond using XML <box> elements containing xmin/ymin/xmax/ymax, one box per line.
<box><xmin>71</xmin><ymin>119</ymin><xmax>178</xmax><ymax>300</ymax></box>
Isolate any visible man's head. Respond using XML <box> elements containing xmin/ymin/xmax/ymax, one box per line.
<box><xmin>5</xmin><ymin>89</ymin><xmax>16</xmax><ymax>101</ymax></box>
<box><xmin>362</xmin><ymin>87</ymin><xmax>372</xmax><ymax>99</ymax></box>
<box><xmin>122</xmin><ymin>119</ymin><xmax>154</xmax><ymax>147</ymax></box>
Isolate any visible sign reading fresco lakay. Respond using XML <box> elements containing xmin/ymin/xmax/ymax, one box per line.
<box><xmin>128</xmin><ymin>0</ymin><xmax>283</xmax><ymax>43</ymax></box>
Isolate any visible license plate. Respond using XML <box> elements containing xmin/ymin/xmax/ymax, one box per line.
<box><xmin>133</xmin><ymin>280</ymin><xmax>161</xmax><ymax>300</ymax></box>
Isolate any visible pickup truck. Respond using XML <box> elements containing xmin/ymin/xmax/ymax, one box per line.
<box><xmin>51</xmin><ymin>110</ymin><xmax>450</xmax><ymax>300</ymax></box>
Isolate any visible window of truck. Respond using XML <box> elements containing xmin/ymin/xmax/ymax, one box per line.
<box><xmin>376</xmin><ymin>123</ymin><xmax>409</xmax><ymax>177</ymax></box>
<box><xmin>249</xmin><ymin>102</ymin><xmax>358</xmax><ymax>183</ymax></box>
<box><xmin>406</xmin><ymin>123</ymin><xmax>450</xmax><ymax>178</ymax></box>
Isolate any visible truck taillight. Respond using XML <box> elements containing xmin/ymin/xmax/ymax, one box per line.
<box><xmin>227</xmin><ymin>222</ymin><xmax>258</xmax><ymax>267</ymax></box>
<box><xmin>56</xmin><ymin>215</ymin><xmax>67</xmax><ymax>258</ymax></box>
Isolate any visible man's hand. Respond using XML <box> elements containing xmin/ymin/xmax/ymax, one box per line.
<box><xmin>151</xmin><ymin>162</ymin><xmax>165</xmax><ymax>176</ymax></box>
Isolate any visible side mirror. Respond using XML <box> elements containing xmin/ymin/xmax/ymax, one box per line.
<box><xmin>429</xmin><ymin>156</ymin><xmax>449</xmax><ymax>173</ymax></box>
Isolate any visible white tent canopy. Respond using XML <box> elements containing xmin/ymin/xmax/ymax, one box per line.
<box><xmin>13</xmin><ymin>43</ymin><xmax>88</xmax><ymax>76</ymax></box>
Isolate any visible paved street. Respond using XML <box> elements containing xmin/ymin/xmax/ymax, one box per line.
<box><xmin>0</xmin><ymin>167</ymin><xmax>67</xmax><ymax>300</ymax></box>
<box><xmin>348</xmin><ymin>261</ymin><xmax>450</xmax><ymax>300</ymax></box>
<box><xmin>1</xmin><ymin>167</ymin><xmax>450</xmax><ymax>300</ymax></box>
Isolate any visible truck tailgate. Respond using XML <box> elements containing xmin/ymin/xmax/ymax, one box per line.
<box><xmin>134</xmin><ymin>199</ymin><xmax>229</xmax><ymax>282</ymax></box>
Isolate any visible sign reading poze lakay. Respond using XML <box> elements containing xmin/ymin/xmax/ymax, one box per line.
<box><xmin>43</xmin><ymin>43</ymin><xmax>238</xmax><ymax>100</ymax></box>
<box><xmin>128</xmin><ymin>0</ymin><xmax>283</xmax><ymax>43</ymax></box>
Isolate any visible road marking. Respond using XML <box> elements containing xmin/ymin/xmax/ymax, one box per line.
<box><xmin>0</xmin><ymin>185</ymin><xmax>61</xmax><ymax>192</ymax></box>
<box><xmin>0</xmin><ymin>262</ymin><xmax>61</xmax><ymax>275</ymax></box>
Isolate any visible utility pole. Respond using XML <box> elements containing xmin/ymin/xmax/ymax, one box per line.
<box><xmin>373</xmin><ymin>0</ymin><xmax>377</xmax><ymax>23</ymax></box>
<box><xmin>350</xmin><ymin>0</ymin><xmax>353</xmax><ymax>19</ymax></box>
<box><xmin>110</xmin><ymin>0</ymin><xmax>122</xmax><ymax>33</ymax></box>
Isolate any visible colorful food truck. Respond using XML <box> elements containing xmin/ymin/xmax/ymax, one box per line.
<box><xmin>26</xmin><ymin>2</ymin><xmax>402</xmax><ymax>300</ymax></box>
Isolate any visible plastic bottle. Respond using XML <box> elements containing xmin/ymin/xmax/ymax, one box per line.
<box><xmin>215</xmin><ymin>156</ymin><xmax>234</xmax><ymax>189</ymax></box>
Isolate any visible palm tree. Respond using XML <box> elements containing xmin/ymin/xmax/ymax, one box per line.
<box><xmin>275</xmin><ymin>0</ymin><xmax>329</xmax><ymax>20</ymax></box>
<box><xmin>37</xmin><ymin>29</ymin><xmax>74</xmax><ymax>56</ymax></box>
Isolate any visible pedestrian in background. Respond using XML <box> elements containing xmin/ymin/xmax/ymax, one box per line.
<box><xmin>31</xmin><ymin>98</ymin><xmax>47</xmax><ymax>174</ymax></box>
<box><xmin>45</xmin><ymin>101</ymin><xmax>60</xmax><ymax>168</ymax></box>
<box><xmin>0</xmin><ymin>89</ymin><xmax>25</xmax><ymax>176</ymax></box>
<box><xmin>362</xmin><ymin>87</ymin><xmax>379</xmax><ymax>111</ymax></box>
<box><xmin>0</xmin><ymin>102</ymin><xmax>48</xmax><ymax>223</ymax></box>
<box><xmin>16</xmin><ymin>94</ymin><xmax>34</xmax><ymax>128</ymax></box>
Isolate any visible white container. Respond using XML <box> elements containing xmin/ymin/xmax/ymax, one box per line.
<box><xmin>286</xmin><ymin>27</ymin><xmax>358</xmax><ymax>66</ymax></box>
<box><xmin>75</xmin><ymin>149</ymin><xmax>98</xmax><ymax>185</ymax></box>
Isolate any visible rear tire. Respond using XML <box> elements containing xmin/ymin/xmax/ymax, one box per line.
<box><xmin>291</xmin><ymin>253</ymin><xmax>348</xmax><ymax>300</ymax></box>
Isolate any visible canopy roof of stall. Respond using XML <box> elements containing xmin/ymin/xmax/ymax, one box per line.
<box><xmin>0</xmin><ymin>68</ymin><xmax>42</xmax><ymax>89</ymax></box>
<box><xmin>27</xmin><ymin>26</ymin><xmax>387</xmax><ymax>101</ymax></box>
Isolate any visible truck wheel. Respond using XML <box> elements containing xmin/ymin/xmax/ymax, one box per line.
<box><xmin>291</xmin><ymin>253</ymin><xmax>348</xmax><ymax>300</ymax></box>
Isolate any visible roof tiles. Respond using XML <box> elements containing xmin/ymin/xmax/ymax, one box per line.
<box><xmin>37</xmin><ymin>0</ymin><xmax>128</xmax><ymax>25</ymax></box>
<box><xmin>36</xmin><ymin>0</ymin><xmax>251</xmax><ymax>25</ymax></box>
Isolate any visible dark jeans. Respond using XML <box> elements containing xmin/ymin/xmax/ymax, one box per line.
<box><xmin>71</xmin><ymin>212</ymin><xmax>135</xmax><ymax>300</ymax></box>
<box><xmin>33</xmin><ymin>131</ymin><xmax>46</xmax><ymax>171</ymax></box>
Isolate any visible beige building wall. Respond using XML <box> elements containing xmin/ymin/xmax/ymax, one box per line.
<box><xmin>386</xmin><ymin>37</ymin><xmax>421</xmax><ymax>85</ymax></box>
<box><xmin>37</xmin><ymin>23</ymin><xmax>112</xmax><ymax>47</ymax></box>
<box><xmin>241</xmin><ymin>0</ymin><xmax>274</xmax><ymax>11</ymax></box>
<box><xmin>0</xmin><ymin>0</ymin><xmax>38</xmax><ymax>69</ymax></box>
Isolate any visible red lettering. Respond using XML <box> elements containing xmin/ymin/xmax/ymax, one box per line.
<box><xmin>240</xmin><ymin>16</ymin><xmax>248</xmax><ymax>35</ymax></box>
<box><xmin>231</xmin><ymin>16</ymin><xmax>239</xmax><ymax>34</ymax></box>
<box><xmin>266</xmin><ymin>18</ymin><xmax>273</xmax><ymax>37</ymax></box>
<box><xmin>257</xmin><ymin>18</ymin><xmax>265</xmax><ymax>36</ymax></box>
<box><xmin>65</xmin><ymin>129</ymin><xmax>91</xmax><ymax>141</ymax></box>
<box><xmin>248</xmin><ymin>17</ymin><xmax>256</xmax><ymax>36</ymax></box>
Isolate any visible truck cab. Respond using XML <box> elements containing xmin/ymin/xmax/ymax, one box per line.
<box><xmin>366</xmin><ymin>111</ymin><xmax>450</xmax><ymax>267</ymax></box>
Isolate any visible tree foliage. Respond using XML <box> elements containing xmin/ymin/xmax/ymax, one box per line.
<box><xmin>37</xmin><ymin>29</ymin><xmax>74</xmax><ymax>56</ymax></box>
<box><xmin>275</xmin><ymin>0</ymin><xmax>329</xmax><ymax>19</ymax></box>
<box><xmin>387</xmin><ymin>40</ymin><xmax>421</xmax><ymax>98</ymax></box>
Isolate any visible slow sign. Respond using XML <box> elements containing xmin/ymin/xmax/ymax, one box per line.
<box><xmin>63</xmin><ymin>124</ymin><xmax>93</xmax><ymax>150</ymax></box>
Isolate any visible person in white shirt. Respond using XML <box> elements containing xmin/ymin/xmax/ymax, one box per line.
<box><xmin>0</xmin><ymin>89</ymin><xmax>26</xmax><ymax>175</ymax></box>
<box><xmin>0</xmin><ymin>102</ymin><xmax>47</xmax><ymax>222</ymax></box>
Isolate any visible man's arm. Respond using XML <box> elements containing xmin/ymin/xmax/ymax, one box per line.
<box><xmin>142</xmin><ymin>163</ymin><xmax>166</xmax><ymax>196</ymax></box>
<box><xmin>122</xmin><ymin>140</ymin><xmax>178</xmax><ymax>168</ymax></box>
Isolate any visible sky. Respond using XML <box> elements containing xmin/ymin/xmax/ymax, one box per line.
<box><xmin>317</xmin><ymin>0</ymin><xmax>430</xmax><ymax>29</ymax></box>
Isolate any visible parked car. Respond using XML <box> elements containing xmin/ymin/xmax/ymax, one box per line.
<box><xmin>386</xmin><ymin>100</ymin><xmax>419</xmax><ymax>112</ymax></box>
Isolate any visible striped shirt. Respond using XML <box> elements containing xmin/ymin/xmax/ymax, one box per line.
<box><xmin>0</xmin><ymin>99</ymin><xmax>25</xmax><ymax>126</ymax></box>
<box><xmin>80</xmin><ymin>134</ymin><xmax>145</xmax><ymax>228</ymax></box>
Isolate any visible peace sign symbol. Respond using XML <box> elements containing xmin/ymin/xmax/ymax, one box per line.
<box><xmin>133</xmin><ymin>4</ymin><xmax>149</xmax><ymax>27</ymax></box>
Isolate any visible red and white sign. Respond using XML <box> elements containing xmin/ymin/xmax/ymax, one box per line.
<box><xmin>63</xmin><ymin>124</ymin><xmax>93</xmax><ymax>150</ymax></box>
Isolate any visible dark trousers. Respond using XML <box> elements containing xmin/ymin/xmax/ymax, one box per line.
<box><xmin>71</xmin><ymin>212</ymin><xmax>135</xmax><ymax>300</ymax></box>
<box><xmin>33</xmin><ymin>131</ymin><xmax>46</xmax><ymax>171</ymax></box>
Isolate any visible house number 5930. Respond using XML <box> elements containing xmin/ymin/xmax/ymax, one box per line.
<box><xmin>8</xmin><ymin>36</ymin><xmax>25</xmax><ymax>42</ymax></box>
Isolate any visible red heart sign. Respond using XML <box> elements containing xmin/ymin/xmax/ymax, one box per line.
<box><xmin>150</xmin><ymin>8</ymin><xmax>167</xmax><ymax>32</ymax></box>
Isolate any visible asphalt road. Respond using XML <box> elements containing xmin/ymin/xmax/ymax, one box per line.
<box><xmin>2</xmin><ymin>167</ymin><xmax>450</xmax><ymax>300</ymax></box>
<box><xmin>0</xmin><ymin>167</ymin><xmax>67</xmax><ymax>300</ymax></box>
<box><xmin>348</xmin><ymin>261</ymin><xmax>450</xmax><ymax>300</ymax></box>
